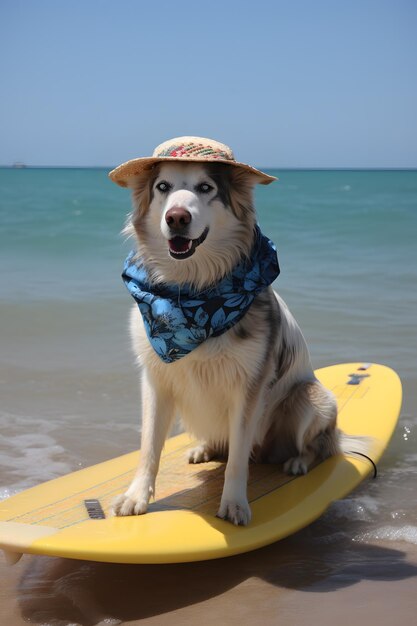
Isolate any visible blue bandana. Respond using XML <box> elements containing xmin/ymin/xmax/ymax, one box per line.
<box><xmin>122</xmin><ymin>227</ymin><xmax>280</xmax><ymax>363</ymax></box>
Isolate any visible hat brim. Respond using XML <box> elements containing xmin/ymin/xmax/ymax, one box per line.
<box><xmin>108</xmin><ymin>156</ymin><xmax>277</xmax><ymax>188</ymax></box>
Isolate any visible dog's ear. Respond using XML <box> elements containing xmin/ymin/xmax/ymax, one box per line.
<box><xmin>131</xmin><ymin>165</ymin><xmax>160</xmax><ymax>220</ymax></box>
<box><xmin>228</xmin><ymin>168</ymin><xmax>259</xmax><ymax>220</ymax></box>
<box><xmin>123</xmin><ymin>166</ymin><xmax>160</xmax><ymax>238</ymax></box>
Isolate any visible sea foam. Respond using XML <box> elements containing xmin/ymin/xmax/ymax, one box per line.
<box><xmin>0</xmin><ymin>413</ymin><xmax>72</xmax><ymax>496</ymax></box>
<box><xmin>355</xmin><ymin>525</ymin><xmax>417</xmax><ymax>546</ymax></box>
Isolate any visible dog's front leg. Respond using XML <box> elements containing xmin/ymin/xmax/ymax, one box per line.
<box><xmin>217</xmin><ymin>394</ymin><xmax>263</xmax><ymax>526</ymax></box>
<box><xmin>113</xmin><ymin>370</ymin><xmax>173</xmax><ymax>516</ymax></box>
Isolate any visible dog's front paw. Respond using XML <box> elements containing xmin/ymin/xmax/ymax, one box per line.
<box><xmin>217</xmin><ymin>498</ymin><xmax>251</xmax><ymax>526</ymax></box>
<box><xmin>284</xmin><ymin>456</ymin><xmax>308</xmax><ymax>476</ymax></box>
<box><xmin>112</xmin><ymin>475</ymin><xmax>155</xmax><ymax>517</ymax></box>
<box><xmin>112</xmin><ymin>493</ymin><xmax>149</xmax><ymax>517</ymax></box>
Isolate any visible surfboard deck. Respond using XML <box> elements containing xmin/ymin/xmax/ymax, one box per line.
<box><xmin>0</xmin><ymin>362</ymin><xmax>402</xmax><ymax>564</ymax></box>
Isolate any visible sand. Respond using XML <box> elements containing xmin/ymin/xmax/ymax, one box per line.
<box><xmin>1</xmin><ymin>530</ymin><xmax>416</xmax><ymax>626</ymax></box>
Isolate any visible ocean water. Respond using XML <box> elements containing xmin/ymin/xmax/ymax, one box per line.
<box><xmin>0</xmin><ymin>167</ymin><xmax>416</xmax><ymax>552</ymax></box>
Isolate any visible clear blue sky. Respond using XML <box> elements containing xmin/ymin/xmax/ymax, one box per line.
<box><xmin>1</xmin><ymin>0</ymin><xmax>416</xmax><ymax>168</ymax></box>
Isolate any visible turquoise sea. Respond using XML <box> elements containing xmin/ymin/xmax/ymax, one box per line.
<box><xmin>0</xmin><ymin>168</ymin><xmax>416</xmax><ymax>612</ymax></box>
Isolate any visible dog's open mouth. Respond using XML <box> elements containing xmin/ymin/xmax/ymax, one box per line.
<box><xmin>168</xmin><ymin>227</ymin><xmax>209</xmax><ymax>260</ymax></box>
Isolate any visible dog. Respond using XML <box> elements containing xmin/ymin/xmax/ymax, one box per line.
<box><xmin>109</xmin><ymin>137</ymin><xmax>342</xmax><ymax>526</ymax></box>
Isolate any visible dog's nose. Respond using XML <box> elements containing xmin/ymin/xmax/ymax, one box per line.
<box><xmin>165</xmin><ymin>207</ymin><xmax>191</xmax><ymax>230</ymax></box>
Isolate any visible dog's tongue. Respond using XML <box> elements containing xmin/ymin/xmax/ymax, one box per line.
<box><xmin>169</xmin><ymin>236</ymin><xmax>191</xmax><ymax>253</ymax></box>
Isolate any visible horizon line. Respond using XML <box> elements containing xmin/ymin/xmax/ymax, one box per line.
<box><xmin>1</xmin><ymin>165</ymin><xmax>417</xmax><ymax>172</ymax></box>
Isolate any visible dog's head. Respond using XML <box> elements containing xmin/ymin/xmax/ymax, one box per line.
<box><xmin>125</xmin><ymin>162</ymin><xmax>262</xmax><ymax>288</ymax></box>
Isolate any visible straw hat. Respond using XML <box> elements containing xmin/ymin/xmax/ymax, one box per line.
<box><xmin>108</xmin><ymin>136</ymin><xmax>277</xmax><ymax>187</ymax></box>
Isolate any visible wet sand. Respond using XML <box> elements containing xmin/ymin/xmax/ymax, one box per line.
<box><xmin>2</xmin><ymin>526</ymin><xmax>416</xmax><ymax>626</ymax></box>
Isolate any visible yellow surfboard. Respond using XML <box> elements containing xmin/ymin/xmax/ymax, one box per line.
<box><xmin>0</xmin><ymin>362</ymin><xmax>402</xmax><ymax>565</ymax></box>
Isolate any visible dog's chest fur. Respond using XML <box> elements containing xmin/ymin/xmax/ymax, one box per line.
<box><xmin>130</xmin><ymin>291</ymin><xmax>279</xmax><ymax>444</ymax></box>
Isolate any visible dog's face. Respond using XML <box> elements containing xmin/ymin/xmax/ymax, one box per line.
<box><xmin>128</xmin><ymin>162</ymin><xmax>259</xmax><ymax>287</ymax></box>
<box><xmin>154</xmin><ymin>163</ymin><xmax>222</xmax><ymax>261</ymax></box>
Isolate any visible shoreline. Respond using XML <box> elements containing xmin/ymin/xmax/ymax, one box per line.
<box><xmin>2</xmin><ymin>534</ymin><xmax>416</xmax><ymax>625</ymax></box>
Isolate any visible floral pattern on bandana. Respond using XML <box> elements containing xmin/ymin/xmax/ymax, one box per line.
<box><xmin>122</xmin><ymin>226</ymin><xmax>280</xmax><ymax>363</ymax></box>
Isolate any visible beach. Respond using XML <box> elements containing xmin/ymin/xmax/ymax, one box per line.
<box><xmin>0</xmin><ymin>168</ymin><xmax>416</xmax><ymax>624</ymax></box>
<box><xmin>1</xmin><ymin>536</ymin><xmax>416</xmax><ymax>625</ymax></box>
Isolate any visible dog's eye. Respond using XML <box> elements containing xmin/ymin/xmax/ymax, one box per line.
<box><xmin>156</xmin><ymin>181</ymin><xmax>171</xmax><ymax>193</ymax></box>
<box><xmin>195</xmin><ymin>182</ymin><xmax>214</xmax><ymax>194</ymax></box>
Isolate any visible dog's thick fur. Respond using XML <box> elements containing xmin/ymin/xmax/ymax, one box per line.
<box><xmin>113</xmin><ymin>162</ymin><xmax>341</xmax><ymax>525</ymax></box>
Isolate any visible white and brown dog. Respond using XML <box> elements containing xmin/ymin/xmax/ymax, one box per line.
<box><xmin>109</xmin><ymin>137</ymin><xmax>341</xmax><ymax>526</ymax></box>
